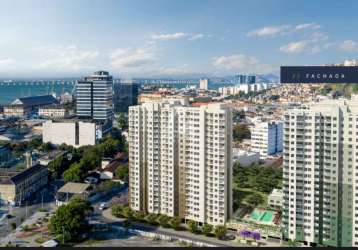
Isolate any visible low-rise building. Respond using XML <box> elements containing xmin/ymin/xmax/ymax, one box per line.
<box><xmin>38</xmin><ymin>105</ymin><xmax>67</xmax><ymax>118</ymax></box>
<box><xmin>38</xmin><ymin>150</ymin><xmax>67</xmax><ymax>166</ymax></box>
<box><xmin>0</xmin><ymin>164</ymin><xmax>48</xmax><ymax>205</ymax></box>
<box><xmin>232</xmin><ymin>148</ymin><xmax>260</xmax><ymax>167</ymax></box>
<box><xmin>56</xmin><ymin>182</ymin><xmax>92</xmax><ymax>206</ymax></box>
<box><xmin>268</xmin><ymin>188</ymin><xmax>283</xmax><ymax>210</ymax></box>
<box><xmin>97</xmin><ymin>160</ymin><xmax>123</xmax><ymax>180</ymax></box>
<box><xmin>3</xmin><ymin>95</ymin><xmax>59</xmax><ymax>118</ymax></box>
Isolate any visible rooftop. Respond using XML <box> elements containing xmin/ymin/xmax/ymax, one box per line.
<box><xmin>57</xmin><ymin>182</ymin><xmax>91</xmax><ymax>194</ymax></box>
<box><xmin>0</xmin><ymin>164</ymin><xmax>47</xmax><ymax>185</ymax></box>
<box><xmin>11</xmin><ymin>95</ymin><xmax>58</xmax><ymax>107</ymax></box>
<box><xmin>269</xmin><ymin>188</ymin><xmax>283</xmax><ymax>196</ymax></box>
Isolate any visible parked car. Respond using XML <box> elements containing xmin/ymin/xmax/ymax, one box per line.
<box><xmin>99</xmin><ymin>202</ymin><xmax>107</xmax><ymax>210</ymax></box>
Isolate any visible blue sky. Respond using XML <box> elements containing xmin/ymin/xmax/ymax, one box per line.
<box><xmin>0</xmin><ymin>0</ymin><xmax>358</xmax><ymax>78</ymax></box>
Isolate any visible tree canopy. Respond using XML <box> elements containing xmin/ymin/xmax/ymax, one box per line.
<box><xmin>233</xmin><ymin>162</ymin><xmax>282</xmax><ymax>193</ymax></box>
<box><xmin>233</xmin><ymin>124</ymin><xmax>251</xmax><ymax>143</ymax></box>
<box><xmin>49</xmin><ymin>198</ymin><xmax>93</xmax><ymax>242</ymax></box>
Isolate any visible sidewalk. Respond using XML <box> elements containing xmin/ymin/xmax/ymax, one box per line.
<box><xmin>0</xmin><ymin>205</ymin><xmax>56</xmax><ymax>247</ymax></box>
<box><xmin>102</xmin><ymin>209</ymin><xmax>252</xmax><ymax>247</ymax></box>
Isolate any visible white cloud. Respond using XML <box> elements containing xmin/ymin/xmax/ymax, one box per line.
<box><xmin>109</xmin><ymin>44</ymin><xmax>194</xmax><ymax>77</ymax></box>
<box><xmin>151</xmin><ymin>32</ymin><xmax>188</xmax><ymax>41</ymax></box>
<box><xmin>295</xmin><ymin>22</ymin><xmax>321</xmax><ymax>30</ymax></box>
<box><xmin>189</xmin><ymin>33</ymin><xmax>205</xmax><ymax>40</ymax></box>
<box><xmin>150</xmin><ymin>32</ymin><xmax>207</xmax><ymax>41</ymax></box>
<box><xmin>0</xmin><ymin>58</ymin><xmax>15</xmax><ymax>65</ymax></box>
<box><xmin>109</xmin><ymin>47</ymin><xmax>156</xmax><ymax>69</ymax></box>
<box><xmin>339</xmin><ymin>40</ymin><xmax>358</xmax><ymax>52</ymax></box>
<box><xmin>247</xmin><ymin>22</ymin><xmax>322</xmax><ymax>38</ymax></box>
<box><xmin>279</xmin><ymin>41</ymin><xmax>310</xmax><ymax>53</ymax></box>
<box><xmin>246</xmin><ymin>25</ymin><xmax>291</xmax><ymax>37</ymax></box>
<box><xmin>279</xmin><ymin>32</ymin><xmax>329</xmax><ymax>54</ymax></box>
<box><xmin>212</xmin><ymin>54</ymin><xmax>277</xmax><ymax>74</ymax></box>
<box><xmin>35</xmin><ymin>45</ymin><xmax>99</xmax><ymax>71</ymax></box>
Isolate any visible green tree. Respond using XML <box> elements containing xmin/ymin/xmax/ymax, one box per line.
<box><xmin>288</xmin><ymin>239</ymin><xmax>298</xmax><ymax>247</ymax></box>
<box><xmin>111</xmin><ymin>204</ymin><xmax>124</xmax><ymax>218</ymax></box>
<box><xmin>246</xmin><ymin>194</ymin><xmax>264</xmax><ymax>207</ymax></box>
<box><xmin>145</xmin><ymin>213</ymin><xmax>159</xmax><ymax>225</ymax></box>
<box><xmin>158</xmin><ymin>214</ymin><xmax>170</xmax><ymax>228</ymax></box>
<box><xmin>122</xmin><ymin>206</ymin><xmax>134</xmax><ymax>219</ymax></box>
<box><xmin>115</xmin><ymin>165</ymin><xmax>129</xmax><ymax>182</ymax></box>
<box><xmin>169</xmin><ymin>216</ymin><xmax>181</xmax><ymax>230</ymax></box>
<box><xmin>98</xmin><ymin>138</ymin><xmax>120</xmax><ymax>158</ymax></box>
<box><xmin>48</xmin><ymin>155</ymin><xmax>70</xmax><ymax>179</ymax></box>
<box><xmin>81</xmin><ymin>147</ymin><xmax>102</xmax><ymax>171</ymax></box>
<box><xmin>233</xmin><ymin>124</ymin><xmax>251</xmax><ymax>143</ymax></box>
<box><xmin>41</xmin><ymin>142</ymin><xmax>54</xmax><ymax>152</ymax></box>
<box><xmin>63</xmin><ymin>163</ymin><xmax>85</xmax><ymax>183</ymax></box>
<box><xmin>214</xmin><ymin>225</ymin><xmax>227</xmax><ymax>239</ymax></box>
<box><xmin>49</xmin><ymin>198</ymin><xmax>93</xmax><ymax>242</ymax></box>
<box><xmin>28</xmin><ymin>138</ymin><xmax>42</xmax><ymax>149</ymax></box>
<box><xmin>133</xmin><ymin>211</ymin><xmax>146</xmax><ymax>222</ymax></box>
<box><xmin>201</xmin><ymin>223</ymin><xmax>213</xmax><ymax>236</ymax></box>
<box><xmin>117</xmin><ymin>113</ymin><xmax>128</xmax><ymax>130</ymax></box>
<box><xmin>10</xmin><ymin>222</ymin><xmax>16</xmax><ymax>230</ymax></box>
<box><xmin>187</xmin><ymin>220</ymin><xmax>199</xmax><ymax>234</ymax></box>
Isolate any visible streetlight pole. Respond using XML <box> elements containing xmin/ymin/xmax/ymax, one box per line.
<box><xmin>25</xmin><ymin>201</ymin><xmax>28</xmax><ymax>219</ymax></box>
<box><xmin>41</xmin><ymin>190</ymin><xmax>45</xmax><ymax>209</ymax></box>
<box><xmin>62</xmin><ymin>226</ymin><xmax>65</xmax><ymax>245</ymax></box>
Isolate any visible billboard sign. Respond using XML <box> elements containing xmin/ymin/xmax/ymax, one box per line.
<box><xmin>280</xmin><ymin>66</ymin><xmax>358</xmax><ymax>83</ymax></box>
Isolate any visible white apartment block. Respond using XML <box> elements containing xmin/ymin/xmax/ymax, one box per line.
<box><xmin>128</xmin><ymin>100</ymin><xmax>232</xmax><ymax>225</ymax></box>
<box><xmin>251</xmin><ymin>121</ymin><xmax>283</xmax><ymax>158</ymax></box>
<box><xmin>282</xmin><ymin>99</ymin><xmax>358</xmax><ymax>247</ymax></box>
<box><xmin>199</xmin><ymin>78</ymin><xmax>209</xmax><ymax>90</ymax></box>
<box><xmin>218</xmin><ymin>83</ymin><xmax>271</xmax><ymax>96</ymax></box>
<box><xmin>42</xmin><ymin>120</ymin><xmax>102</xmax><ymax>147</ymax></box>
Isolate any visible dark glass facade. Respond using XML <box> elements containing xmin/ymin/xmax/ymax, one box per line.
<box><xmin>113</xmin><ymin>81</ymin><xmax>139</xmax><ymax>113</ymax></box>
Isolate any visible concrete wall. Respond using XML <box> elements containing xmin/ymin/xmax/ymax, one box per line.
<box><xmin>43</xmin><ymin>120</ymin><xmax>76</xmax><ymax>146</ymax></box>
<box><xmin>0</xmin><ymin>184</ymin><xmax>15</xmax><ymax>205</ymax></box>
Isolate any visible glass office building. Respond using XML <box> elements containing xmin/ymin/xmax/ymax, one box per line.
<box><xmin>76</xmin><ymin>71</ymin><xmax>114</xmax><ymax>122</ymax></box>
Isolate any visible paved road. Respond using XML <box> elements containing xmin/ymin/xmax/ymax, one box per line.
<box><xmin>0</xmin><ymin>181</ymin><xmax>61</xmax><ymax>239</ymax></box>
<box><xmin>92</xmin><ymin>207</ymin><xmax>249</xmax><ymax>247</ymax></box>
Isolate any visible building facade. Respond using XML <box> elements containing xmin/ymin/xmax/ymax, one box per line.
<box><xmin>76</xmin><ymin>71</ymin><xmax>113</xmax><ymax>121</ymax></box>
<box><xmin>3</xmin><ymin>95</ymin><xmax>59</xmax><ymax>118</ymax></box>
<box><xmin>42</xmin><ymin>120</ymin><xmax>104</xmax><ymax>147</ymax></box>
<box><xmin>128</xmin><ymin>100</ymin><xmax>232</xmax><ymax>225</ymax></box>
<box><xmin>113</xmin><ymin>80</ymin><xmax>139</xmax><ymax>113</ymax></box>
<box><xmin>0</xmin><ymin>146</ymin><xmax>11</xmax><ymax>167</ymax></box>
<box><xmin>0</xmin><ymin>164</ymin><xmax>48</xmax><ymax>205</ymax></box>
<box><xmin>199</xmin><ymin>78</ymin><xmax>209</xmax><ymax>90</ymax></box>
<box><xmin>282</xmin><ymin>99</ymin><xmax>358</xmax><ymax>247</ymax></box>
<box><xmin>38</xmin><ymin>105</ymin><xmax>67</xmax><ymax>118</ymax></box>
<box><xmin>268</xmin><ymin>188</ymin><xmax>283</xmax><ymax>210</ymax></box>
<box><xmin>251</xmin><ymin>121</ymin><xmax>283</xmax><ymax>158</ymax></box>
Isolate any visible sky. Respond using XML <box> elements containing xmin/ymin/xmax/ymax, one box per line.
<box><xmin>0</xmin><ymin>0</ymin><xmax>358</xmax><ymax>78</ymax></box>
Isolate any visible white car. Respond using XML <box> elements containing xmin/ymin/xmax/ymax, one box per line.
<box><xmin>99</xmin><ymin>202</ymin><xmax>107</xmax><ymax>210</ymax></box>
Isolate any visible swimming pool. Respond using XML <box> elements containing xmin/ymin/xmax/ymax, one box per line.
<box><xmin>248</xmin><ymin>209</ymin><xmax>275</xmax><ymax>224</ymax></box>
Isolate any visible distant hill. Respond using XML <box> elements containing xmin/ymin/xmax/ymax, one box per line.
<box><xmin>256</xmin><ymin>74</ymin><xmax>279</xmax><ymax>83</ymax></box>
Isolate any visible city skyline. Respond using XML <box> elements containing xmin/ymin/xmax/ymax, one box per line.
<box><xmin>0</xmin><ymin>0</ymin><xmax>358</xmax><ymax>78</ymax></box>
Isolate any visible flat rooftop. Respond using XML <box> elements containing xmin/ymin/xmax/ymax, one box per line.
<box><xmin>57</xmin><ymin>182</ymin><xmax>91</xmax><ymax>194</ymax></box>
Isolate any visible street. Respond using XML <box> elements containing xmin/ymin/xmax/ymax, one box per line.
<box><xmin>0</xmin><ymin>180</ymin><xmax>61</xmax><ymax>239</ymax></box>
